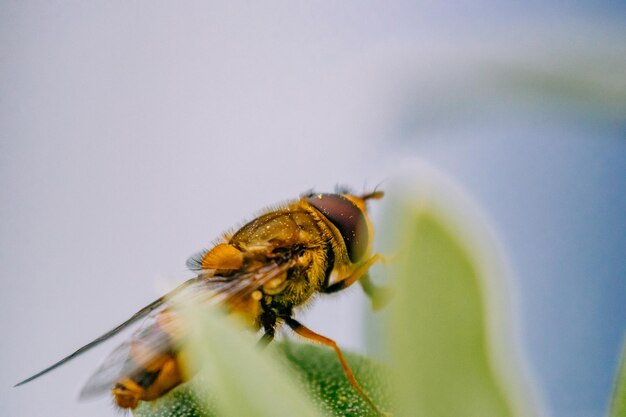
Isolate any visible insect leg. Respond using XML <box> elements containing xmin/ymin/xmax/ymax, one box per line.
<box><xmin>257</xmin><ymin>306</ymin><xmax>277</xmax><ymax>348</ymax></box>
<box><xmin>323</xmin><ymin>253</ymin><xmax>382</xmax><ymax>293</ymax></box>
<box><xmin>284</xmin><ymin>317</ymin><xmax>386</xmax><ymax>417</ymax></box>
<box><xmin>257</xmin><ymin>332</ymin><xmax>274</xmax><ymax>348</ymax></box>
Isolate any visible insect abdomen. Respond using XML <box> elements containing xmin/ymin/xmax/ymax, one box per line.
<box><xmin>112</xmin><ymin>356</ymin><xmax>183</xmax><ymax>409</ymax></box>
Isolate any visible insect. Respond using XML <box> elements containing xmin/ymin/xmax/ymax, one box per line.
<box><xmin>15</xmin><ymin>189</ymin><xmax>389</xmax><ymax>414</ymax></box>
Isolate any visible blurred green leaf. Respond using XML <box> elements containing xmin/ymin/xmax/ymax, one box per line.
<box><xmin>163</xmin><ymin>301</ymin><xmax>324</xmax><ymax>417</ymax></box>
<box><xmin>609</xmin><ymin>341</ymin><xmax>626</xmax><ymax>417</ymax></box>
<box><xmin>389</xmin><ymin>203</ymin><xmax>532</xmax><ymax>417</ymax></box>
<box><xmin>133</xmin><ymin>306</ymin><xmax>390</xmax><ymax>417</ymax></box>
<box><xmin>390</xmin><ymin>41</ymin><xmax>626</xmax><ymax>137</ymax></box>
<box><xmin>491</xmin><ymin>63</ymin><xmax>626</xmax><ymax>123</ymax></box>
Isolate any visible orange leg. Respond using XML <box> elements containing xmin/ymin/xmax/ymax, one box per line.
<box><xmin>323</xmin><ymin>254</ymin><xmax>393</xmax><ymax>310</ymax></box>
<box><xmin>284</xmin><ymin>317</ymin><xmax>386</xmax><ymax>417</ymax></box>
<box><xmin>323</xmin><ymin>253</ymin><xmax>383</xmax><ymax>293</ymax></box>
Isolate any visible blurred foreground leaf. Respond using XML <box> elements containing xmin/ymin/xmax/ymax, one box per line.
<box><xmin>389</xmin><ymin>198</ymin><xmax>536</xmax><ymax>417</ymax></box>
<box><xmin>609</xmin><ymin>342</ymin><xmax>626</xmax><ymax>417</ymax></box>
<box><xmin>492</xmin><ymin>62</ymin><xmax>626</xmax><ymax>124</ymax></box>
<box><xmin>133</xmin><ymin>320</ymin><xmax>390</xmax><ymax>417</ymax></box>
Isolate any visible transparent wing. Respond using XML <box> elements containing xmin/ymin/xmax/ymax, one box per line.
<box><xmin>205</xmin><ymin>261</ymin><xmax>294</xmax><ymax>305</ymax></box>
<box><xmin>75</xmin><ymin>259</ymin><xmax>294</xmax><ymax>398</ymax></box>
<box><xmin>78</xmin><ymin>341</ymin><xmax>133</xmax><ymax>398</ymax></box>
<box><xmin>79</xmin><ymin>318</ymin><xmax>174</xmax><ymax>399</ymax></box>
<box><xmin>13</xmin><ymin>280</ymin><xmax>191</xmax><ymax>388</ymax></box>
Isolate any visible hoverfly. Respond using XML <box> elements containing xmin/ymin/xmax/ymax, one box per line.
<box><xmin>15</xmin><ymin>189</ymin><xmax>388</xmax><ymax>414</ymax></box>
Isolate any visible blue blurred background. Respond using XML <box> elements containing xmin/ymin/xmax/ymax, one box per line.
<box><xmin>1</xmin><ymin>2</ymin><xmax>624</xmax><ymax>417</ymax></box>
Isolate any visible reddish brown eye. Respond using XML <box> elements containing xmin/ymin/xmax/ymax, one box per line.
<box><xmin>308</xmin><ymin>194</ymin><xmax>368</xmax><ymax>263</ymax></box>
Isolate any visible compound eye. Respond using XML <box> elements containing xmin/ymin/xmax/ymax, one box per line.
<box><xmin>307</xmin><ymin>194</ymin><xmax>368</xmax><ymax>263</ymax></box>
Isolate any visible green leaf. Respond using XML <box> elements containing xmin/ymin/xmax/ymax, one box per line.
<box><xmin>279</xmin><ymin>341</ymin><xmax>391</xmax><ymax>417</ymax></box>
<box><xmin>609</xmin><ymin>341</ymin><xmax>626</xmax><ymax>417</ymax></box>
<box><xmin>132</xmin><ymin>340</ymin><xmax>390</xmax><ymax>417</ymax></box>
<box><xmin>388</xmin><ymin>195</ymin><xmax>537</xmax><ymax>417</ymax></box>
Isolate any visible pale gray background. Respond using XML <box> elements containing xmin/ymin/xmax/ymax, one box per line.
<box><xmin>2</xmin><ymin>2</ymin><xmax>625</xmax><ymax>417</ymax></box>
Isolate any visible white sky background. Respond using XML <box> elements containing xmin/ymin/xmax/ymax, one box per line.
<box><xmin>2</xmin><ymin>2</ymin><xmax>625</xmax><ymax>417</ymax></box>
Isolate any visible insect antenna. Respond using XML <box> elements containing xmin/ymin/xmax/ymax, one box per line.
<box><xmin>360</xmin><ymin>180</ymin><xmax>385</xmax><ymax>201</ymax></box>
